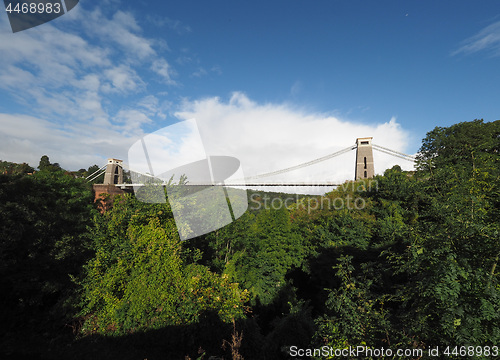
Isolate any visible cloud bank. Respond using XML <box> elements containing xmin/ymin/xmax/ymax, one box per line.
<box><xmin>175</xmin><ymin>92</ymin><xmax>414</xmax><ymax>193</ymax></box>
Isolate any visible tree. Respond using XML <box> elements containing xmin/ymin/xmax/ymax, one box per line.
<box><xmin>312</xmin><ymin>255</ymin><xmax>390</xmax><ymax>356</ymax></box>
<box><xmin>0</xmin><ymin>160</ymin><xmax>34</xmax><ymax>175</ymax></box>
<box><xmin>38</xmin><ymin>154</ymin><xmax>62</xmax><ymax>172</ymax></box>
<box><xmin>221</xmin><ymin>207</ymin><xmax>307</xmax><ymax>306</ymax></box>
<box><xmin>78</xmin><ymin>194</ymin><xmax>249</xmax><ymax>335</ymax></box>
<box><xmin>85</xmin><ymin>164</ymin><xmax>105</xmax><ymax>183</ymax></box>
<box><xmin>0</xmin><ymin>170</ymin><xmax>94</xmax><ymax>355</ymax></box>
<box><xmin>38</xmin><ymin>154</ymin><xmax>51</xmax><ymax>170</ymax></box>
<box><xmin>393</xmin><ymin>119</ymin><xmax>500</xmax><ymax>346</ymax></box>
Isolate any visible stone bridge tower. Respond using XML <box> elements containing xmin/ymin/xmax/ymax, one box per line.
<box><xmin>355</xmin><ymin>137</ymin><xmax>374</xmax><ymax>180</ymax></box>
<box><xmin>93</xmin><ymin>158</ymin><xmax>130</xmax><ymax>212</ymax></box>
<box><xmin>103</xmin><ymin>158</ymin><xmax>123</xmax><ymax>185</ymax></box>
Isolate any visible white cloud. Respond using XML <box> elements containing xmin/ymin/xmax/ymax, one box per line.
<box><xmin>137</xmin><ymin>95</ymin><xmax>160</xmax><ymax>115</ymax></box>
<box><xmin>452</xmin><ymin>20</ymin><xmax>500</xmax><ymax>57</ymax></box>
<box><xmin>191</xmin><ymin>67</ymin><xmax>208</xmax><ymax>78</ymax></box>
<box><xmin>0</xmin><ymin>3</ymin><xmax>176</xmax><ymax>103</ymax></box>
<box><xmin>102</xmin><ymin>65</ymin><xmax>145</xmax><ymax>93</ymax></box>
<box><xmin>0</xmin><ymin>113</ymin><xmax>137</xmax><ymax>169</ymax></box>
<box><xmin>151</xmin><ymin>58</ymin><xmax>176</xmax><ymax>84</ymax></box>
<box><xmin>128</xmin><ymin>119</ymin><xmax>206</xmax><ymax>177</ymax></box>
<box><xmin>175</xmin><ymin>93</ymin><xmax>415</xmax><ymax>194</ymax></box>
<box><xmin>0</xmin><ymin>3</ymin><xmax>178</xmax><ymax>170</ymax></box>
<box><xmin>137</xmin><ymin>95</ymin><xmax>168</xmax><ymax>120</ymax></box>
<box><xmin>79</xmin><ymin>9</ymin><xmax>156</xmax><ymax>59</ymax></box>
<box><xmin>113</xmin><ymin>109</ymin><xmax>153</xmax><ymax>135</ymax></box>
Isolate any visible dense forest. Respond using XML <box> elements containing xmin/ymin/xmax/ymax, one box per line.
<box><xmin>1</xmin><ymin>119</ymin><xmax>499</xmax><ymax>359</ymax></box>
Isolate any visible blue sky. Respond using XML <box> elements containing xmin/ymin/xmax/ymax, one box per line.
<box><xmin>0</xmin><ymin>0</ymin><xmax>499</xmax><ymax>189</ymax></box>
<box><xmin>148</xmin><ymin>0</ymin><xmax>500</xmax><ymax>130</ymax></box>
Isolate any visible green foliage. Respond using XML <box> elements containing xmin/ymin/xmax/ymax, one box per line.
<box><xmin>306</xmin><ymin>120</ymin><xmax>500</xmax><ymax>352</ymax></box>
<box><xmin>85</xmin><ymin>164</ymin><xmax>105</xmax><ymax>183</ymax></box>
<box><xmin>417</xmin><ymin>119</ymin><xmax>500</xmax><ymax>174</ymax></box>
<box><xmin>311</xmin><ymin>255</ymin><xmax>390</xmax><ymax>356</ymax></box>
<box><xmin>79</xmin><ymin>194</ymin><xmax>249</xmax><ymax>335</ymax></box>
<box><xmin>0</xmin><ymin>169</ymin><xmax>94</xmax><ymax>353</ymax></box>
<box><xmin>0</xmin><ymin>159</ymin><xmax>34</xmax><ymax>175</ymax></box>
<box><xmin>2</xmin><ymin>120</ymin><xmax>499</xmax><ymax>358</ymax></box>
<box><xmin>222</xmin><ymin>207</ymin><xmax>307</xmax><ymax>306</ymax></box>
<box><xmin>38</xmin><ymin>154</ymin><xmax>62</xmax><ymax>172</ymax></box>
<box><xmin>385</xmin><ymin>120</ymin><xmax>500</xmax><ymax>346</ymax></box>
<box><xmin>313</xmin><ymin>211</ymin><xmax>373</xmax><ymax>250</ymax></box>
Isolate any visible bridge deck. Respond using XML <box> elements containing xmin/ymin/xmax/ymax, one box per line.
<box><xmin>116</xmin><ymin>182</ymin><xmax>342</xmax><ymax>188</ymax></box>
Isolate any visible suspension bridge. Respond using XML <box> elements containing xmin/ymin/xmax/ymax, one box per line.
<box><xmin>88</xmin><ymin>138</ymin><xmax>416</xmax><ymax>192</ymax></box>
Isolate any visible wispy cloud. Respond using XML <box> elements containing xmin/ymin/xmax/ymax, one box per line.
<box><xmin>210</xmin><ymin>66</ymin><xmax>222</xmax><ymax>75</ymax></box>
<box><xmin>151</xmin><ymin>58</ymin><xmax>177</xmax><ymax>84</ymax></box>
<box><xmin>102</xmin><ymin>65</ymin><xmax>146</xmax><ymax>93</ymax></box>
<box><xmin>191</xmin><ymin>67</ymin><xmax>208</xmax><ymax>78</ymax></box>
<box><xmin>146</xmin><ymin>15</ymin><xmax>192</xmax><ymax>34</ymax></box>
<box><xmin>290</xmin><ymin>80</ymin><xmax>302</xmax><ymax>97</ymax></box>
<box><xmin>191</xmin><ymin>66</ymin><xmax>222</xmax><ymax>78</ymax></box>
<box><xmin>452</xmin><ymin>20</ymin><xmax>500</xmax><ymax>57</ymax></box>
<box><xmin>0</xmin><ymin>2</ymin><xmax>177</xmax><ymax>168</ymax></box>
<box><xmin>0</xmin><ymin>112</ymin><xmax>138</xmax><ymax>169</ymax></box>
<box><xmin>79</xmin><ymin>9</ymin><xmax>156</xmax><ymax>60</ymax></box>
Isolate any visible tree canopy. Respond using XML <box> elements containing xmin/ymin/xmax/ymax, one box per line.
<box><xmin>1</xmin><ymin>119</ymin><xmax>499</xmax><ymax>359</ymax></box>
